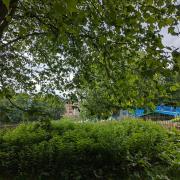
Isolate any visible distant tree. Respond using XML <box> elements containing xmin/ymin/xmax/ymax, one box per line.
<box><xmin>0</xmin><ymin>93</ymin><xmax>65</xmax><ymax>123</ymax></box>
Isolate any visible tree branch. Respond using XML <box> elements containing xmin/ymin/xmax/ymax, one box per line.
<box><xmin>6</xmin><ymin>96</ymin><xmax>28</xmax><ymax>112</ymax></box>
<box><xmin>0</xmin><ymin>0</ymin><xmax>18</xmax><ymax>40</ymax></box>
<box><xmin>1</xmin><ymin>31</ymin><xmax>48</xmax><ymax>48</ymax></box>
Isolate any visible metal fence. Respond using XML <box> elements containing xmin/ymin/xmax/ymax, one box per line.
<box><xmin>146</xmin><ymin>120</ymin><xmax>180</xmax><ymax>130</ymax></box>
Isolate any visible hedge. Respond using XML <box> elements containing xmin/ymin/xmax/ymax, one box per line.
<box><xmin>0</xmin><ymin>119</ymin><xmax>179</xmax><ymax>179</ymax></box>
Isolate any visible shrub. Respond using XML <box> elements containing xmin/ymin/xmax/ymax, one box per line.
<box><xmin>171</xmin><ymin>117</ymin><xmax>180</xmax><ymax>122</ymax></box>
<box><xmin>0</xmin><ymin>119</ymin><xmax>179</xmax><ymax>179</ymax></box>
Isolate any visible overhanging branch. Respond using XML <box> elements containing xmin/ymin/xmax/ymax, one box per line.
<box><xmin>0</xmin><ymin>0</ymin><xmax>18</xmax><ymax>40</ymax></box>
<box><xmin>1</xmin><ymin>31</ymin><xmax>48</xmax><ymax>48</ymax></box>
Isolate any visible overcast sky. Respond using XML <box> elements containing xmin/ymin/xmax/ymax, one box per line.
<box><xmin>162</xmin><ymin>25</ymin><xmax>180</xmax><ymax>49</ymax></box>
<box><xmin>162</xmin><ymin>0</ymin><xmax>180</xmax><ymax>49</ymax></box>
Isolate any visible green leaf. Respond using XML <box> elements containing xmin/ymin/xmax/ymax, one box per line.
<box><xmin>168</xmin><ymin>27</ymin><xmax>177</xmax><ymax>35</ymax></box>
<box><xmin>67</xmin><ymin>0</ymin><xmax>77</xmax><ymax>13</ymax></box>
<box><xmin>147</xmin><ymin>0</ymin><xmax>153</xmax><ymax>5</ymax></box>
<box><xmin>147</xmin><ymin>17</ymin><xmax>155</xmax><ymax>24</ymax></box>
<box><xmin>5</xmin><ymin>15</ymin><xmax>11</xmax><ymax>22</ymax></box>
<box><xmin>99</xmin><ymin>36</ymin><xmax>106</xmax><ymax>45</ymax></box>
<box><xmin>170</xmin><ymin>85</ymin><xmax>178</xmax><ymax>91</ymax></box>
<box><xmin>166</xmin><ymin>18</ymin><xmax>174</xmax><ymax>25</ymax></box>
<box><xmin>2</xmin><ymin>0</ymin><xmax>10</xmax><ymax>9</ymax></box>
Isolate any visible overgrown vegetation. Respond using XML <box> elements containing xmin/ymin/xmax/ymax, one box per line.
<box><xmin>0</xmin><ymin>119</ymin><xmax>179</xmax><ymax>179</ymax></box>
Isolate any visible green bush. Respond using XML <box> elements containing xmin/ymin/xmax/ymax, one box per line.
<box><xmin>0</xmin><ymin>119</ymin><xmax>179</xmax><ymax>179</ymax></box>
<box><xmin>171</xmin><ymin>117</ymin><xmax>180</xmax><ymax>122</ymax></box>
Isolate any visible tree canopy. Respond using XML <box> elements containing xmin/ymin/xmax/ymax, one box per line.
<box><xmin>0</xmin><ymin>0</ymin><xmax>179</xmax><ymax>108</ymax></box>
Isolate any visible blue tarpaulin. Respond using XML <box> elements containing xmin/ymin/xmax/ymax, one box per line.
<box><xmin>134</xmin><ymin>106</ymin><xmax>180</xmax><ymax>117</ymax></box>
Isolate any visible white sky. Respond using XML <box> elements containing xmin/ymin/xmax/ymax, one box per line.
<box><xmin>161</xmin><ymin>25</ymin><xmax>180</xmax><ymax>49</ymax></box>
<box><xmin>161</xmin><ymin>0</ymin><xmax>180</xmax><ymax>49</ymax></box>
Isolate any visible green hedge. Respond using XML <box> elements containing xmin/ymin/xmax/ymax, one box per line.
<box><xmin>171</xmin><ymin>117</ymin><xmax>180</xmax><ymax>122</ymax></box>
<box><xmin>0</xmin><ymin>119</ymin><xmax>179</xmax><ymax>179</ymax></box>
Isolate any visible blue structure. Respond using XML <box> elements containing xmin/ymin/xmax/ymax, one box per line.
<box><xmin>110</xmin><ymin>106</ymin><xmax>180</xmax><ymax>120</ymax></box>
<box><xmin>155</xmin><ymin>106</ymin><xmax>180</xmax><ymax>117</ymax></box>
<box><xmin>134</xmin><ymin>106</ymin><xmax>180</xmax><ymax>118</ymax></box>
<box><xmin>134</xmin><ymin>109</ymin><xmax>145</xmax><ymax>117</ymax></box>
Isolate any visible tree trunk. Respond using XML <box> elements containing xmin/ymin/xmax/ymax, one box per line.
<box><xmin>0</xmin><ymin>0</ymin><xmax>18</xmax><ymax>41</ymax></box>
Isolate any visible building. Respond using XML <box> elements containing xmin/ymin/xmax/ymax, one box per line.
<box><xmin>64</xmin><ymin>101</ymin><xmax>80</xmax><ymax>117</ymax></box>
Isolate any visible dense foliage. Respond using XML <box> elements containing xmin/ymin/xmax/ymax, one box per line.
<box><xmin>80</xmin><ymin>65</ymin><xmax>180</xmax><ymax>118</ymax></box>
<box><xmin>0</xmin><ymin>0</ymin><xmax>179</xmax><ymax>108</ymax></box>
<box><xmin>0</xmin><ymin>93</ymin><xmax>65</xmax><ymax>123</ymax></box>
<box><xmin>0</xmin><ymin>119</ymin><xmax>179</xmax><ymax>179</ymax></box>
